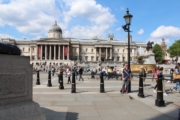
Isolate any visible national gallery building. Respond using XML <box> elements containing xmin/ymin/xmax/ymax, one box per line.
<box><xmin>0</xmin><ymin>21</ymin><xmax>147</xmax><ymax>65</ymax></box>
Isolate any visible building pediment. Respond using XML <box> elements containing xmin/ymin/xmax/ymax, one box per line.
<box><xmin>36</xmin><ymin>38</ymin><xmax>70</xmax><ymax>45</ymax></box>
<box><xmin>36</xmin><ymin>38</ymin><xmax>70</xmax><ymax>42</ymax></box>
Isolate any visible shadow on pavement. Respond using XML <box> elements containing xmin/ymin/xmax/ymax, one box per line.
<box><xmin>41</xmin><ymin>107</ymin><xmax>78</xmax><ymax>120</ymax></box>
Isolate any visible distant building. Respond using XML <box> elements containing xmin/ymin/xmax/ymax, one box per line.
<box><xmin>0</xmin><ymin>21</ymin><xmax>147</xmax><ymax>65</ymax></box>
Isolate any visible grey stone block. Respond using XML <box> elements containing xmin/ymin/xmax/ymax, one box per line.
<box><xmin>0</xmin><ymin>55</ymin><xmax>45</xmax><ymax>120</ymax></box>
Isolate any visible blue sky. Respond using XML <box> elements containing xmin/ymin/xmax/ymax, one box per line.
<box><xmin>0</xmin><ymin>0</ymin><xmax>180</xmax><ymax>48</ymax></box>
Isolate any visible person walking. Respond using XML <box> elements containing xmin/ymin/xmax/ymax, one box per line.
<box><xmin>152</xmin><ymin>67</ymin><xmax>156</xmax><ymax>81</ymax></box>
<box><xmin>120</xmin><ymin>64</ymin><xmax>132</xmax><ymax>94</ymax></box>
<box><xmin>79</xmin><ymin>67</ymin><xmax>84</xmax><ymax>81</ymax></box>
<box><xmin>56</xmin><ymin>68</ymin><xmax>62</xmax><ymax>84</ymax></box>
<box><xmin>67</xmin><ymin>69</ymin><xmax>71</xmax><ymax>84</ymax></box>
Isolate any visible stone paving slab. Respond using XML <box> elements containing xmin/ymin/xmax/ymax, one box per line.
<box><xmin>32</xmin><ymin>73</ymin><xmax>180</xmax><ymax>120</ymax></box>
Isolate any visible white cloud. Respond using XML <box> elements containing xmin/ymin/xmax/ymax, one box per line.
<box><xmin>0</xmin><ymin>33</ymin><xmax>14</xmax><ymax>38</ymax></box>
<box><xmin>0</xmin><ymin>0</ymin><xmax>62</xmax><ymax>35</ymax></box>
<box><xmin>0</xmin><ymin>0</ymin><xmax>116</xmax><ymax>39</ymax></box>
<box><xmin>62</xmin><ymin>0</ymin><xmax>116</xmax><ymax>39</ymax></box>
<box><xmin>150</xmin><ymin>25</ymin><xmax>180</xmax><ymax>39</ymax></box>
<box><xmin>137</xmin><ymin>29</ymin><xmax>144</xmax><ymax>35</ymax></box>
<box><xmin>116</xmin><ymin>27</ymin><xmax>121</xmax><ymax>31</ymax></box>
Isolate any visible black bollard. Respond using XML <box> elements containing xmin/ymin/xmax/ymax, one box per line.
<box><xmin>128</xmin><ymin>81</ymin><xmax>131</xmax><ymax>92</ymax></box>
<box><xmin>71</xmin><ymin>71</ymin><xmax>76</xmax><ymax>93</ymax></box>
<box><xmin>178</xmin><ymin>109</ymin><xmax>180</xmax><ymax>120</ymax></box>
<box><xmin>36</xmin><ymin>70</ymin><xmax>40</xmax><ymax>85</ymax></box>
<box><xmin>59</xmin><ymin>71</ymin><xmax>64</xmax><ymax>89</ymax></box>
<box><xmin>138</xmin><ymin>74</ymin><xmax>144</xmax><ymax>98</ymax></box>
<box><xmin>100</xmin><ymin>72</ymin><xmax>105</xmax><ymax>93</ymax></box>
<box><xmin>47</xmin><ymin>71</ymin><xmax>52</xmax><ymax>87</ymax></box>
<box><xmin>155</xmin><ymin>73</ymin><xmax>165</xmax><ymax>107</ymax></box>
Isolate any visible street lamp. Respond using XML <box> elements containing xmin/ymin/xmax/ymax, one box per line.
<box><xmin>122</xmin><ymin>8</ymin><xmax>133</xmax><ymax>92</ymax></box>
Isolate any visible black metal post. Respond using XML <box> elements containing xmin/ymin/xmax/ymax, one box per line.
<box><xmin>138</xmin><ymin>74</ymin><xmax>144</xmax><ymax>98</ymax></box>
<box><xmin>71</xmin><ymin>71</ymin><xmax>76</xmax><ymax>93</ymax></box>
<box><xmin>100</xmin><ymin>72</ymin><xmax>105</xmax><ymax>93</ymax></box>
<box><xmin>36</xmin><ymin>70</ymin><xmax>40</xmax><ymax>85</ymax></box>
<box><xmin>178</xmin><ymin>109</ymin><xmax>180</xmax><ymax>120</ymax></box>
<box><xmin>155</xmin><ymin>73</ymin><xmax>165</xmax><ymax>107</ymax></box>
<box><xmin>47</xmin><ymin>71</ymin><xmax>52</xmax><ymax>87</ymax></box>
<box><xmin>59</xmin><ymin>71</ymin><xmax>64</xmax><ymax>89</ymax></box>
<box><xmin>127</xmin><ymin>27</ymin><xmax>131</xmax><ymax>92</ymax></box>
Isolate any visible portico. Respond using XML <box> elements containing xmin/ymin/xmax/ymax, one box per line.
<box><xmin>35</xmin><ymin>44</ymin><xmax>69</xmax><ymax>61</ymax></box>
<box><xmin>95</xmin><ymin>45</ymin><xmax>112</xmax><ymax>62</ymax></box>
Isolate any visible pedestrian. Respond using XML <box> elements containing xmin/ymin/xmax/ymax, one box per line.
<box><xmin>153</xmin><ymin>67</ymin><xmax>160</xmax><ymax>94</ymax></box>
<box><xmin>152</xmin><ymin>67</ymin><xmax>156</xmax><ymax>81</ymax></box>
<box><xmin>120</xmin><ymin>64</ymin><xmax>132</xmax><ymax>94</ymax></box>
<box><xmin>79</xmin><ymin>67</ymin><xmax>84</xmax><ymax>81</ymax></box>
<box><xmin>167</xmin><ymin>68</ymin><xmax>174</xmax><ymax>83</ymax></box>
<box><xmin>56</xmin><ymin>68</ymin><xmax>62</xmax><ymax>84</ymax></box>
<box><xmin>120</xmin><ymin>64</ymin><xmax>125</xmax><ymax>80</ymax></box>
<box><xmin>52</xmin><ymin>67</ymin><xmax>55</xmax><ymax>76</ymax></box>
<box><xmin>144</xmin><ymin>67</ymin><xmax>148</xmax><ymax>86</ymax></box>
<box><xmin>67</xmin><ymin>69</ymin><xmax>71</xmax><ymax>84</ymax></box>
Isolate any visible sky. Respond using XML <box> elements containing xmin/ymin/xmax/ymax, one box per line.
<box><xmin>0</xmin><ymin>0</ymin><xmax>180</xmax><ymax>48</ymax></box>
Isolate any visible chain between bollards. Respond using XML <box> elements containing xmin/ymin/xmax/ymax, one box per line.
<box><xmin>100</xmin><ymin>72</ymin><xmax>105</xmax><ymax>93</ymax></box>
<box><xmin>155</xmin><ymin>73</ymin><xmax>165</xmax><ymax>107</ymax></box>
<box><xmin>71</xmin><ymin>71</ymin><xmax>76</xmax><ymax>93</ymax></box>
<box><xmin>138</xmin><ymin>74</ymin><xmax>144</xmax><ymax>98</ymax></box>
<box><xmin>59</xmin><ymin>71</ymin><xmax>64</xmax><ymax>89</ymax></box>
<box><xmin>36</xmin><ymin>70</ymin><xmax>40</xmax><ymax>85</ymax></box>
<box><xmin>47</xmin><ymin>71</ymin><xmax>52</xmax><ymax>87</ymax></box>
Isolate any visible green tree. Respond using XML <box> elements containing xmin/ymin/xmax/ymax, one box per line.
<box><xmin>168</xmin><ymin>40</ymin><xmax>180</xmax><ymax>59</ymax></box>
<box><xmin>152</xmin><ymin>44</ymin><xmax>164</xmax><ymax>62</ymax></box>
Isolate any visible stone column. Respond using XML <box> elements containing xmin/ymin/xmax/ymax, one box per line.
<box><xmin>41</xmin><ymin>45</ymin><xmax>43</xmax><ymax>60</ymax></box>
<box><xmin>54</xmin><ymin>45</ymin><xmax>56</xmax><ymax>60</ymax></box>
<box><xmin>30</xmin><ymin>46</ymin><xmax>32</xmax><ymax>60</ymax></box>
<box><xmin>58</xmin><ymin>45</ymin><xmax>61</xmax><ymax>60</ymax></box>
<box><xmin>77</xmin><ymin>47</ymin><xmax>79</xmax><ymax>60</ymax></box>
<box><xmin>106</xmin><ymin>48</ymin><xmax>107</xmax><ymax>59</ymax></box>
<box><xmin>99</xmin><ymin>47</ymin><xmax>101</xmax><ymax>61</ymax></box>
<box><xmin>36</xmin><ymin>45</ymin><xmax>38</xmax><ymax>60</ymax></box>
<box><xmin>67</xmin><ymin>45</ymin><xmax>69</xmax><ymax>60</ymax></box>
<box><xmin>110</xmin><ymin>48</ymin><xmax>112</xmax><ymax>59</ymax></box>
<box><xmin>63</xmin><ymin>45</ymin><xmax>64</xmax><ymax>60</ymax></box>
<box><xmin>45</xmin><ymin>45</ymin><xmax>47</xmax><ymax>60</ymax></box>
<box><xmin>95</xmin><ymin>48</ymin><xmax>96</xmax><ymax>61</ymax></box>
<box><xmin>49</xmin><ymin>45</ymin><xmax>51</xmax><ymax>60</ymax></box>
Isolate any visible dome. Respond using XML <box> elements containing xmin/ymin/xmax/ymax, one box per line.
<box><xmin>48</xmin><ymin>21</ymin><xmax>62</xmax><ymax>33</ymax></box>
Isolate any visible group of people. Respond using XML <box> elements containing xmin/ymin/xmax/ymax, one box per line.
<box><xmin>56</xmin><ymin>66</ymin><xmax>84</xmax><ymax>84</ymax></box>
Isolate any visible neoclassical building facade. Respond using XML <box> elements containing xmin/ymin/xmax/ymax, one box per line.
<box><xmin>0</xmin><ymin>21</ymin><xmax>147</xmax><ymax>65</ymax></box>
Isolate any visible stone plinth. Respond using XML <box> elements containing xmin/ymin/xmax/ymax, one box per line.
<box><xmin>0</xmin><ymin>55</ymin><xmax>45</xmax><ymax>120</ymax></box>
<box><xmin>144</xmin><ymin>50</ymin><xmax>156</xmax><ymax>64</ymax></box>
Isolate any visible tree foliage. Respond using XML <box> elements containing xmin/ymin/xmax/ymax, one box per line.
<box><xmin>168</xmin><ymin>39</ymin><xmax>180</xmax><ymax>58</ymax></box>
<box><xmin>152</xmin><ymin>44</ymin><xmax>164</xmax><ymax>62</ymax></box>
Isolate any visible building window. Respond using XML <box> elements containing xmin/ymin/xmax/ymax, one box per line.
<box><xmin>123</xmin><ymin>49</ymin><xmax>125</xmax><ymax>53</ymax></box>
<box><xmin>117</xmin><ymin>49</ymin><xmax>119</xmax><ymax>52</ymax></box>
<box><xmin>22</xmin><ymin>48</ymin><xmax>24</xmax><ymax>51</ymax></box>
<box><xmin>85</xmin><ymin>56</ymin><xmax>88</xmax><ymax>61</ymax></box>
<box><xmin>86</xmin><ymin>49</ymin><xmax>88</xmax><ymax>52</ymax></box>
<box><xmin>123</xmin><ymin>57</ymin><xmax>125</xmax><ymax>62</ymax></box>
<box><xmin>117</xmin><ymin>57</ymin><xmax>120</xmax><ymax>61</ymax></box>
<box><xmin>29</xmin><ymin>48</ymin><xmax>30</xmax><ymax>52</ymax></box>
<box><xmin>32</xmin><ymin>48</ymin><xmax>34</xmax><ymax>51</ymax></box>
<box><xmin>91</xmin><ymin>56</ymin><xmax>94</xmax><ymax>61</ymax></box>
<box><xmin>91</xmin><ymin>49</ymin><xmax>93</xmax><ymax>53</ymax></box>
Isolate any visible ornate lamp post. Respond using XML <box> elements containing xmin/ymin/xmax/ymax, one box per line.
<box><xmin>122</xmin><ymin>8</ymin><xmax>133</xmax><ymax>92</ymax></box>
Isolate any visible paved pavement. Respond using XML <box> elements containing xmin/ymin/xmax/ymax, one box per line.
<box><xmin>33</xmin><ymin>72</ymin><xmax>180</xmax><ymax>120</ymax></box>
